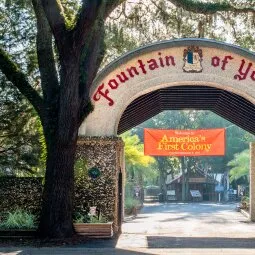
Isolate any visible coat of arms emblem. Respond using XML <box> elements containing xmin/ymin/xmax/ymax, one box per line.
<box><xmin>183</xmin><ymin>46</ymin><xmax>203</xmax><ymax>73</ymax></box>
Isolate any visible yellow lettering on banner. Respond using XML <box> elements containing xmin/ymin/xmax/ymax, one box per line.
<box><xmin>181</xmin><ymin>143</ymin><xmax>187</xmax><ymax>151</ymax></box>
<box><xmin>160</xmin><ymin>135</ymin><xmax>168</xmax><ymax>143</ymax></box>
<box><xmin>157</xmin><ymin>138</ymin><xmax>213</xmax><ymax>153</ymax></box>
<box><xmin>180</xmin><ymin>143</ymin><xmax>212</xmax><ymax>151</ymax></box>
<box><xmin>157</xmin><ymin>142</ymin><xmax>180</xmax><ymax>151</ymax></box>
<box><xmin>205</xmin><ymin>144</ymin><xmax>212</xmax><ymax>151</ymax></box>
<box><xmin>157</xmin><ymin>142</ymin><xmax>163</xmax><ymax>150</ymax></box>
<box><xmin>145</xmin><ymin>129</ymin><xmax>224</xmax><ymax>156</ymax></box>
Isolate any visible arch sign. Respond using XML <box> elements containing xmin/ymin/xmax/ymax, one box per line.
<box><xmin>77</xmin><ymin>39</ymin><xmax>255</xmax><ymax>230</ymax></box>
<box><xmin>79</xmin><ymin>39</ymin><xmax>255</xmax><ymax>137</ymax></box>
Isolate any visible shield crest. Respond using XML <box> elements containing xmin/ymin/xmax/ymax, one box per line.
<box><xmin>183</xmin><ymin>46</ymin><xmax>203</xmax><ymax>73</ymax></box>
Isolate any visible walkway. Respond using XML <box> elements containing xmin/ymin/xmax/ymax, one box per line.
<box><xmin>1</xmin><ymin>202</ymin><xmax>255</xmax><ymax>254</ymax></box>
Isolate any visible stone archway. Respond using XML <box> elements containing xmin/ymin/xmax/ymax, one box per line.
<box><xmin>80</xmin><ymin>38</ymin><xmax>255</xmax><ymax>136</ymax></box>
<box><xmin>77</xmin><ymin>39</ymin><xmax>255</xmax><ymax>234</ymax></box>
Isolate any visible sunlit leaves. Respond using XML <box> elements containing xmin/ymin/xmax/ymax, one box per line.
<box><xmin>122</xmin><ymin>131</ymin><xmax>154</xmax><ymax>167</ymax></box>
<box><xmin>228</xmin><ymin>149</ymin><xmax>250</xmax><ymax>182</ymax></box>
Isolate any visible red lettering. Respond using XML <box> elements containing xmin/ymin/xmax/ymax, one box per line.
<box><xmin>93</xmin><ymin>83</ymin><xmax>114</xmax><ymax>106</ymax></box>
<box><xmin>117</xmin><ymin>72</ymin><xmax>129</xmax><ymax>83</ymax></box>
<box><xmin>234</xmin><ymin>59</ymin><xmax>253</xmax><ymax>80</ymax></box>
<box><xmin>211</xmin><ymin>56</ymin><xmax>220</xmax><ymax>67</ymax></box>
<box><xmin>221</xmin><ymin>55</ymin><xmax>234</xmax><ymax>70</ymax></box>
<box><xmin>138</xmin><ymin>60</ymin><xmax>147</xmax><ymax>74</ymax></box>
<box><xmin>165</xmin><ymin>56</ymin><xmax>176</xmax><ymax>66</ymax></box>
<box><xmin>108</xmin><ymin>79</ymin><xmax>119</xmax><ymax>89</ymax></box>
<box><xmin>251</xmin><ymin>71</ymin><xmax>255</xmax><ymax>81</ymax></box>
<box><xmin>126</xmin><ymin>66</ymin><xmax>139</xmax><ymax>77</ymax></box>
<box><xmin>158</xmin><ymin>52</ymin><xmax>164</xmax><ymax>67</ymax></box>
<box><xmin>147</xmin><ymin>58</ymin><xmax>159</xmax><ymax>70</ymax></box>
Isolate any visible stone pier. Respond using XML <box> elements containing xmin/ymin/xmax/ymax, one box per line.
<box><xmin>250</xmin><ymin>142</ymin><xmax>255</xmax><ymax>221</ymax></box>
<box><xmin>76</xmin><ymin>136</ymin><xmax>125</xmax><ymax>234</ymax></box>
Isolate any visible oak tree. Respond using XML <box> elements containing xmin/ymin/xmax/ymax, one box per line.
<box><xmin>0</xmin><ymin>0</ymin><xmax>254</xmax><ymax>238</ymax></box>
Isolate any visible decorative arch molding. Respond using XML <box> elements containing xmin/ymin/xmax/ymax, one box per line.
<box><xmin>79</xmin><ymin>38</ymin><xmax>255</xmax><ymax>136</ymax></box>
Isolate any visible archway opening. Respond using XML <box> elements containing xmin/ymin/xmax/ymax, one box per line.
<box><xmin>118</xmin><ymin>85</ymin><xmax>255</xmax><ymax>135</ymax></box>
<box><xmin>80</xmin><ymin>39</ymin><xmax>255</xmax><ymax>235</ymax></box>
<box><xmin>120</xmin><ymin>86</ymin><xmax>255</xmax><ymax>235</ymax></box>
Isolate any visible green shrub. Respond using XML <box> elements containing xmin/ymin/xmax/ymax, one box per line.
<box><xmin>125</xmin><ymin>197</ymin><xmax>140</xmax><ymax>215</ymax></box>
<box><xmin>242</xmin><ymin>196</ymin><xmax>249</xmax><ymax>203</ymax></box>
<box><xmin>240</xmin><ymin>196</ymin><xmax>250</xmax><ymax>211</ymax></box>
<box><xmin>0</xmin><ymin>209</ymin><xmax>37</xmax><ymax>229</ymax></box>
<box><xmin>74</xmin><ymin>212</ymin><xmax>108</xmax><ymax>223</ymax></box>
<box><xmin>89</xmin><ymin>215</ymin><xmax>108</xmax><ymax>223</ymax></box>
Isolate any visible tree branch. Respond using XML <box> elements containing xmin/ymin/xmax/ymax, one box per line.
<box><xmin>105</xmin><ymin>0</ymin><xmax>126</xmax><ymax>17</ymax></box>
<box><xmin>0</xmin><ymin>48</ymin><xmax>45</xmax><ymax>118</ymax></box>
<box><xmin>167</xmin><ymin>0</ymin><xmax>255</xmax><ymax>15</ymax></box>
<box><xmin>74</xmin><ymin>0</ymin><xmax>126</xmax><ymax>48</ymax></box>
<box><xmin>78</xmin><ymin>19</ymin><xmax>105</xmax><ymax>123</ymax></box>
<box><xmin>74</xmin><ymin>0</ymin><xmax>104</xmax><ymax>47</ymax></box>
<box><xmin>41</xmin><ymin>0</ymin><xmax>67</xmax><ymax>53</ymax></box>
<box><xmin>32</xmin><ymin>0</ymin><xmax>59</xmax><ymax>103</ymax></box>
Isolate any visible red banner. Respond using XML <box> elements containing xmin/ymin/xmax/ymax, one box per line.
<box><xmin>144</xmin><ymin>129</ymin><xmax>225</xmax><ymax>156</ymax></box>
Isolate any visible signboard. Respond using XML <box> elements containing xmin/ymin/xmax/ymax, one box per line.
<box><xmin>189</xmin><ymin>178</ymin><xmax>206</xmax><ymax>183</ymax></box>
<box><xmin>89</xmin><ymin>206</ymin><xmax>97</xmax><ymax>216</ymax></box>
<box><xmin>88</xmin><ymin>167</ymin><xmax>101</xmax><ymax>179</ymax></box>
<box><xmin>215</xmin><ymin>184</ymin><xmax>224</xmax><ymax>192</ymax></box>
<box><xmin>167</xmin><ymin>190</ymin><xmax>176</xmax><ymax>196</ymax></box>
<box><xmin>144</xmin><ymin>129</ymin><xmax>225</xmax><ymax>156</ymax></box>
<box><xmin>190</xmin><ymin>190</ymin><xmax>202</xmax><ymax>198</ymax></box>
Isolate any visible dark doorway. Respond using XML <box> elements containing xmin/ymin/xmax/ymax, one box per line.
<box><xmin>118</xmin><ymin>170</ymin><xmax>123</xmax><ymax>232</ymax></box>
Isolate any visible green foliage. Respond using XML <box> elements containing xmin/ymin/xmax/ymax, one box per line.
<box><xmin>73</xmin><ymin>212</ymin><xmax>89</xmax><ymax>223</ymax></box>
<box><xmin>74</xmin><ymin>212</ymin><xmax>108</xmax><ymax>223</ymax></box>
<box><xmin>121</xmin><ymin>131</ymin><xmax>155</xmax><ymax>187</ymax></box>
<box><xmin>0</xmin><ymin>2</ymin><xmax>45</xmax><ymax>176</ymax></box>
<box><xmin>103</xmin><ymin>0</ymin><xmax>255</xmax><ymax>66</ymax></box>
<box><xmin>74</xmin><ymin>158</ymin><xmax>88</xmax><ymax>180</ymax></box>
<box><xmin>176</xmin><ymin>0</ymin><xmax>232</xmax><ymax>14</ymax></box>
<box><xmin>122</xmin><ymin>132</ymin><xmax>154</xmax><ymax>167</ymax></box>
<box><xmin>73</xmin><ymin>155</ymin><xmax>115</xmax><ymax>219</ymax></box>
<box><xmin>37</xmin><ymin>121</ymin><xmax>47</xmax><ymax>173</ymax></box>
<box><xmin>133</xmin><ymin>110</ymin><xmax>254</xmax><ymax>178</ymax></box>
<box><xmin>89</xmin><ymin>215</ymin><xmax>107</xmax><ymax>223</ymax></box>
<box><xmin>240</xmin><ymin>195</ymin><xmax>249</xmax><ymax>210</ymax></box>
<box><xmin>0</xmin><ymin>209</ymin><xmax>37</xmax><ymax>229</ymax></box>
<box><xmin>61</xmin><ymin>0</ymin><xmax>81</xmax><ymax>30</ymax></box>
<box><xmin>0</xmin><ymin>177</ymin><xmax>43</xmax><ymax>215</ymax></box>
<box><xmin>228</xmin><ymin>149</ymin><xmax>250</xmax><ymax>182</ymax></box>
<box><xmin>124</xmin><ymin>197</ymin><xmax>140</xmax><ymax>214</ymax></box>
<box><xmin>0</xmin><ymin>80</ymin><xmax>45</xmax><ymax>176</ymax></box>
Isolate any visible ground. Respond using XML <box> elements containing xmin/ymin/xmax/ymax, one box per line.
<box><xmin>1</xmin><ymin>202</ymin><xmax>255</xmax><ymax>254</ymax></box>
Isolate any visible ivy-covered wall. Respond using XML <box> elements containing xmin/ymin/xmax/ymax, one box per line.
<box><xmin>76</xmin><ymin>136</ymin><xmax>125</xmax><ymax>233</ymax></box>
<box><xmin>0</xmin><ymin>177</ymin><xmax>43</xmax><ymax>215</ymax></box>
<box><xmin>0</xmin><ymin>137</ymin><xmax>125</xmax><ymax>233</ymax></box>
<box><xmin>0</xmin><ymin>175</ymin><xmax>115</xmax><ymax>218</ymax></box>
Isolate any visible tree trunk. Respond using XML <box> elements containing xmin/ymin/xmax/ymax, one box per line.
<box><xmin>159</xmin><ymin>169</ymin><xmax>167</xmax><ymax>196</ymax></box>
<box><xmin>181</xmin><ymin>157</ymin><xmax>186</xmax><ymax>201</ymax></box>
<box><xmin>38</xmin><ymin>135</ymin><xmax>77</xmax><ymax>238</ymax></box>
<box><xmin>157</xmin><ymin>159</ymin><xmax>167</xmax><ymax>201</ymax></box>
<box><xmin>38</xmin><ymin>59</ymin><xmax>81</xmax><ymax>238</ymax></box>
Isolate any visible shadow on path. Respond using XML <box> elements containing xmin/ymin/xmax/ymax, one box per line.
<box><xmin>147</xmin><ymin>236</ymin><xmax>255</xmax><ymax>249</ymax></box>
<box><xmin>0</xmin><ymin>248</ymin><xmax>152</xmax><ymax>255</ymax></box>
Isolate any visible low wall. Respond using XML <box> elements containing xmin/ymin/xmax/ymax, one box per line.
<box><xmin>0</xmin><ymin>177</ymin><xmax>43</xmax><ymax>215</ymax></box>
<box><xmin>0</xmin><ymin>174</ymin><xmax>116</xmax><ymax>220</ymax></box>
<box><xmin>0</xmin><ymin>137</ymin><xmax>125</xmax><ymax>233</ymax></box>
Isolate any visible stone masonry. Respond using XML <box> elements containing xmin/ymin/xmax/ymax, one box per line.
<box><xmin>76</xmin><ymin>136</ymin><xmax>125</xmax><ymax>233</ymax></box>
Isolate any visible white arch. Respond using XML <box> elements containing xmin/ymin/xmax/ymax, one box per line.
<box><xmin>79</xmin><ymin>39</ymin><xmax>255</xmax><ymax>136</ymax></box>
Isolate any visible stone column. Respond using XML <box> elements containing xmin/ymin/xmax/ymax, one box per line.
<box><xmin>76</xmin><ymin>136</ymin><xmax>125</xmax><ymax>234</ymax></box>
<box><xmin>250</xmin><ymin>143</ymin><xmax>255</xmax><ymax>221</ymax></box>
